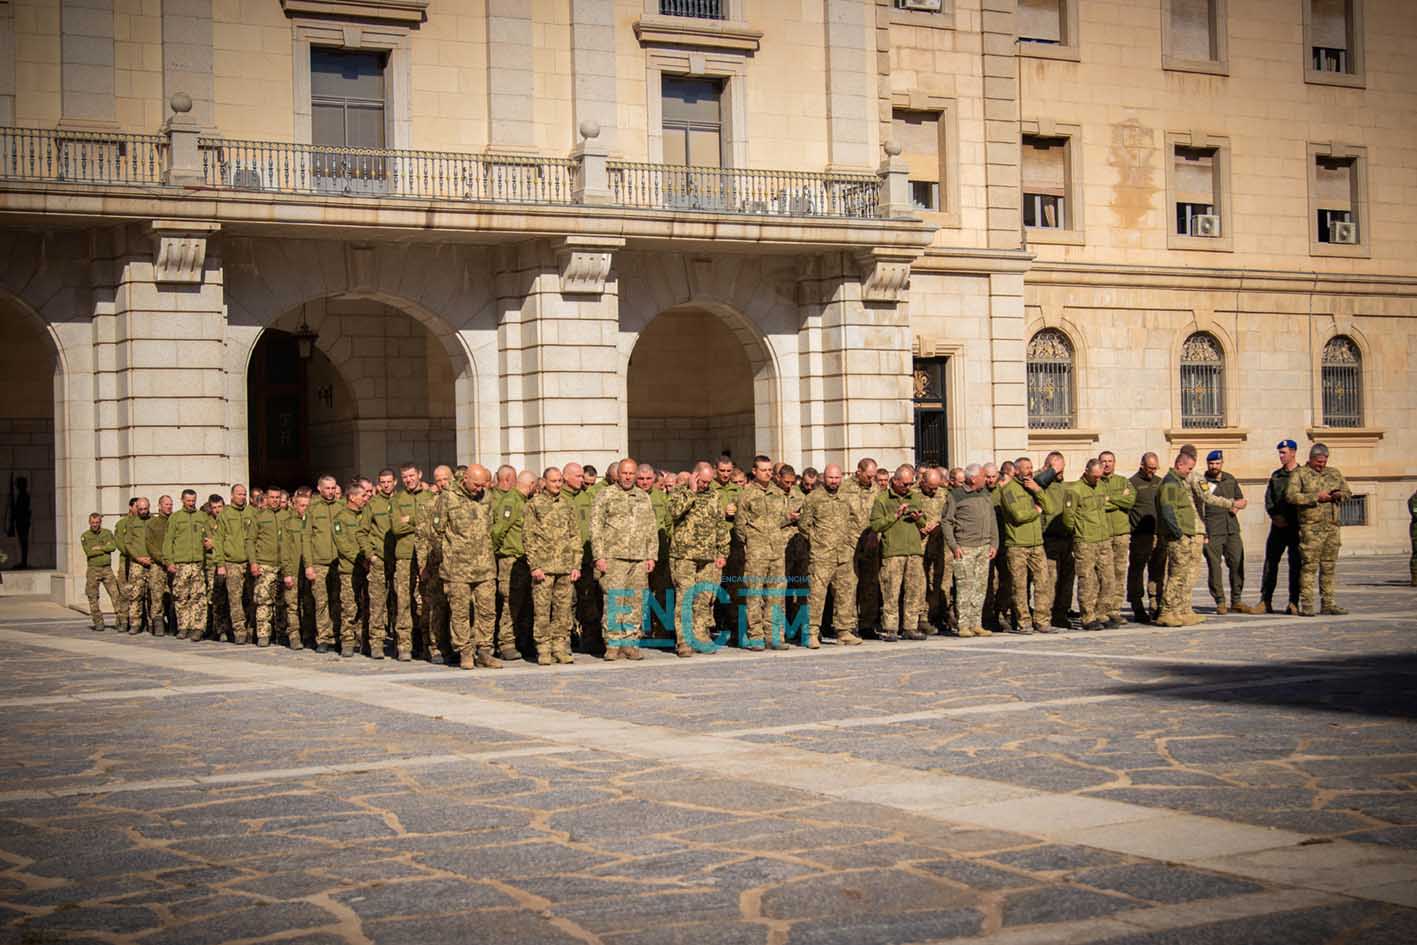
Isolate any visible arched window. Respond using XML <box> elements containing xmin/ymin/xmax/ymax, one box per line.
<box><xmin>1027</xmin><ymin>328</ymin><xmax>1076</xmax><ymax>429</ymax></box>
<box><xmin>1321</xmin><ymin>335</ymin><xmax>1363</xmax><ymax>428</ymax></box>
<box><xmin>1180</xmin><ymin>331</ymin><xmax>1225</xmax><ymax>428</ymax></box>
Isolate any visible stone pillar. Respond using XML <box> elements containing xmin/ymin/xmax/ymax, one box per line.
<box><xmin>494</xmin><ymin>239</ymin><xmax>624</xmax><ymax>471</ymax></box>
<box><xmin>798</xmin><ymin>252</ymin><xmax>914</xmax><ymax>471</ymax></box>
<box><xmin>981</xmin><ymin>0</ymin><xmax>1022</xmax><ymax>250</ymax></box>
<box><xmin>161</xmin><ymin>0</ymin><xmax>213</xmax><ymax>132</ymax></box>
<box><xmin>486</xmin><ymin>0</ymin><xmax>534</xmax><ymax>152</ymax></box>
<box><xmin>570</xmin><ymin>0</ymin><xmax>616</xmax><ymax>155</ymax></box>
<box><xmin>0</xmin><ymin>1</ymin><xmax>15</xmax><ymax>126</ymax></box>
<box><xmin>988</xmin><ymin>270</ymin><xmax>1029</xmax><ymax>457</ymax></box>
<box><xmin>824</xmin><ymin>0</ymin><xmax>874</xmax><ymax>171</ymax></box>
<box><xmin>60</xmin><ymin>0</ymin><xmax>117</xmax><ymax>129</ymax></box>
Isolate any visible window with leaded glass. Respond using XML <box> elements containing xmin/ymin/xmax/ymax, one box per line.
<box><xmin>1179</xmin><ymin>332</ymin><xmax>1224</xmax><ymax>428</ymax></box>
<box><xmin>1321</xmin><ymin>335</ymin><xmax>1362</xmax><ymax>427</ymax></box>
<box><xmin>1026</xmin><ymin>329</ymin><xmax>1076</xmax><ymax>429</ymax></box>
<box><xmin>913</xmin><ymin>357</ymin><xmax>950</xmax><ymax>469</ymax></box>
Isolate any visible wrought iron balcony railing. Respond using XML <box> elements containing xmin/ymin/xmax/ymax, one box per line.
<box><xmin>0</xmin><ymin>126</ymin><xmax>896</xmax><ymax>221</ymax></box>
<box><xmin>660</xmin><ymin>0</ymin><xmax>725</xmax><ymax>18</ymax></box>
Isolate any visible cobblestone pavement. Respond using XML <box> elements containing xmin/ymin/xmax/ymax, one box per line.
<box><xmin>0</xmin><ymin>557</ymin><xmax>1414</xmax><ymax>944</ymax></box>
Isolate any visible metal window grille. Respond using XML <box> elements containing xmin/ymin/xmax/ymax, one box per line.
<box><xmin>1321</xmin><ymin>335</ymin><xmax>1362</xmax><ymax>428</ymax></box>
<box><xmin>660</xmin><ymin>0</ymin><xmax>725</xmax><ymax>18</ymax></box>
<box><xmin>913</xmin><ymin>357</ymin><xmax>950</xmax><ymax>468</ymax></box>
<box><xmin>1338</xmin><ymin>494</ymin><xmax>1367</xmax><ymax>527</ymax></box>
<box><xmin>1026</xmin><ymin>329</ymin><xmax>1075</xmax><ymax>429</ymax></box>
<box><xmin>1180</xmin><ymin>332</ymin><xmax>1224</xmax><ymax>428</ymax></box>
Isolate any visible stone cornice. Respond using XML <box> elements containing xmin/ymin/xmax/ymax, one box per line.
<box><xmin>633</xmin><ymin>14</ymin><xmax>763</xmax><ymax>52</ymax></box>
<box><xmin>1028</xmin><ymin>259</ymin><xmax>1417</xmax><ymax>296</ymax></box>
<box><xmin>280</xmin><ymin>0</ymin><xmax>428</xmax><ymax>25</ymax></box>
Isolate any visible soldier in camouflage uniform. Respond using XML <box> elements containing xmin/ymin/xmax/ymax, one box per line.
<box><xmin>247</xmin><ymin>488</ymin><xmax>282</xmax><ymax>647</ymax></box>
<box><xmin>162</xmin><ymin>490</ymin><xmax>209</xmax><ymax>639</ymax></box>
<box><xmin>735</xmin><ymin>455</ymin><xmax>798</xmax><ymax>650</ymax></box>
<box><xmin>800</xmin><ymin>464</ymin><xmax>863</xmax><ymax>646</ymax></box>
<box><xmin>523</xmin><ymin>467</ymin><xmax>582</xmax><ymax>665</ymax></box>
<box><xmin>200</xmin><ymin>497</ymin><xmax>223</xmax><ymax>639</ymax></box>
<box><xmin>871</xmin><ymin>465</ymin><xmax>933</xmax><ymax>641</ymax></box>
<box><xmin>1155</xmin><ymin>452</ymin><xmax>1206</xmax><ymax>627</ymax></box>
<box><xmin>80</xmin><ymin>512</ymin><xmax>125</xmax><ymax>631</ymax></box>
<box><xmin>363</xmin><ymin>469</ymin><xmax>397</xmax><ymax>654</ymax></box>
<box><xmin>214</xmin><ymin>484</ymin><xmax>257</xmax><ymax>643</ymax></box>
<box><xmin>417</xmin><ymin>466</ymin><xmax>452</xmax><ymax>662</ymax></box>
<box><xmin>592</xmin><ymin>459</ymin><xmax>659</xmax><ymax>659</ymax></box>
<box><xmin>916</xmin><ymin>468</ymin><xmax>953</xmax><ymax>633</ymax></box>
<box><xmin>145</xmin><ymin>495</ymin><xmax>174</xmax><ymax>634</ymax></box>
<box><xmin>438</xmin><ymin>464</ymin><xmax>500</xmax><ymax>668</ymax></box>
<box><xmin>944</xmin><ymin>465</ymin><xmax>998</xmax><ymax>637</ymax></box>
<box><xmin>1065</xmin><ymin>459</ymin><xmax>1115</xmax><ymax>631</ymax></box>
<box><xmin>491</xmin><ymin>470</ymin><xmax>535</xmax><ymax>661</ymax></box>
<box><xmin>1285</xmin><ymin>443</ymin><xmax>1353</xmax><ymax>616</ymax></box>
<box><xmin>301</xmin><ymin>476</ymin><xmax>342</xmax><ymax>653</ymax></box>
<box><xmin>999</xmin><ymin>457</ymin><xmax>1058</xmax><ymax>634</ymax></box>
<box><xmin>120</xmin><ymin>498</ymin><xmax>152</xmax><ymax>634</ymax></box>
<box><xmin>669</xmin><ymin>462</ymin><xmax>731</xmax><ymax>656</ymax></box>
<box><xmin>280</xmin><ymin>491</ymin><xmax>309</xmax><ymax>649</ymax></box>
<box><xmin>114</xmin><ymin>497</ymin><xmax>139</xmax><ymax>629</ymax></box>
<box><xmin>1097</xmin><ymin>452</ymin><xmax>1136</xmax><ymax>625</ymax></box>
<box><xmin>844</xmin><ymin>458</ymin><xmax>882</xmax><ymax>634</ymax></box>
<box><xmin>710</xmin><ymin>456</ymin><xmax>742</xmax><ymax>638</ymax></box>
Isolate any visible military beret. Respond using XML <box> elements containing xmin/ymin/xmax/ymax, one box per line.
<box><xmin>1276</xmin><ymin>439</ymin><xmax>1297</xmax><ymax>451</ymax></box>
<box><xmin>1206</xmin><ymin>450</ymin><xmax>1223</xmax><ymax>462</ymax></box>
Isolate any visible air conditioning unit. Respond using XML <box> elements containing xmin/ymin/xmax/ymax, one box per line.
<box><xmin>1329</xmin><ymin>220</ymin><xmax>1358</xmax><ymax>244</ymax></box>
<box><xmin>231</xmin><ymin>167</ymin><xmax>263</xmax><ymax>191</ymax></box>
<box><xmin>1190</xmin><ymin>214</ymin><xmax>1221</xmax><ymax>238</ymax></box>
<box><xmin>900</xmin><ymin>0</ymin><xmax>943</xmax><ymax>11</ymax></box>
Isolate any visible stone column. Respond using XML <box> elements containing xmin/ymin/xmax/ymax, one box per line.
<box><xmin>494</xmin><ymin>239</ymin><xmax>624</xmax><ymax>471</ymax></box>
<box><xmin>570</xmin><ymin>0</ymin><xmax>616</xmax><ymax>155</ymax></box>
<box><xmin>824</xmin><ymin>0</ymin><xmax>874</xmax><ymax>171</ymax></box>
<box><xmin>988</xmin><ymin>270</ymin><xmax>1029</xmax><ymax>457</ymax></box>
<box><xmin>60</xmin><ymin>0</ymin><xmax>116</xmax><ymax>129</ymax></box>
<box><xmin>981</xmin><ymin>0</ymin><xmax>1022</xmax><ymax>250</ymax></box>
<box><xmin>486</xmin><ymin>0</ymin><xmax>535</xmax><ymax>152</ymax></box>
<box><xmin>0</xmin><ymin>1</ymin><xmax>15</xmax><ymax>126</ymax></box>
<box><xmin>797</xmin><ymin>252</ymin><xmax>914</xmax><ymax>471</ymax></box>
<box><xmin>161</xmin><ymin>0</ymin><xmax>213</xmax><ymax>132</ymax></box>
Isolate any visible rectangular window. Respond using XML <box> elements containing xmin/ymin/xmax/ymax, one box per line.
<box><xmin>1167</xmin><ymin>140</ymin><xmax>1230</xmax><ymax>248</ymax></box>
<box><xmin>1163</xmin><ymin>0</ymin><xmax>1227</xmax><ymax>73</ymax></box>
<box><xmin>1337</xmin><ymin>494</ymin><xmax>1368</xmax><ymax>527</ymax></box>
<box><xmin>913</xmin><ymin>357</ymin><xmax>950</xmax><ymax>469</ymax></box>
<box><xmin>311</xmin><ymin>48</ymin><xmax>387</xmax><ymax>150</ymax></box>
<box><xmin>1309</xmin><ymin>145</ymin><xmax>1368</xmax><ymax>257</ymax></box>
<box><xmin>892</xmin><ymin>109</ymin><xmax>943</xmax><ymax>213</ymax></box>
<box><xmin>659</xmin><ymin>0</ymin><xmax>725</xmax><ymax>19</ymax></box>
<box><xmin>1018</xmin><ymin>0</ymin><xmax>1064</xmax><ymax>43</ymax></box>
<box><xmin>1305</xmin><ymin>0</ymin><xmax>1364</xmax><ymax>86</ymax></box>
<box><xmin>662</xmin><ymin>75</ymin><xmax>724</xmax><ymax>168</ymax></box>
<box><xmin>1022</xmin><ymin>135</ymin><xmax>1067</xmax><ymax>229</ymax></box>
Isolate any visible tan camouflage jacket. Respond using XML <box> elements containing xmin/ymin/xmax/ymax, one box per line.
<box><xmin>413</xmin><ymin>488</ymin><xmax>442</xmax><ymax>567</ymax></box>
<box><xmin>591</xmin><ymin>485</ymin><xmax>658</xmax><ymax>562</ymax></box>
<box><xmin>1285</xmin><ymin>464</ymin><xmax>1352</xmax><ymax>531</ymax></box>
<box><xmin>668</xmin><ymin>485</ymin><xmax>731</xmax><ymax>561</ymax></box>
<box><xmin>734</xmin><ymin>481</ymin><xmax>796</xmax><ymax>555</ymax></box>
<box><xmin>798</xmin><ymin>485</ymin><xmax>859</xmax><ymax>566</ymax></box>
<box><xmin>435</xmin><ymin>482</ymin><xmax>495</xmax><ymax>583</ymax></box>
<box><xmin>523</xmin><ymin>491</ymin><xmax>581</xmax><ymax>575</ymax></box>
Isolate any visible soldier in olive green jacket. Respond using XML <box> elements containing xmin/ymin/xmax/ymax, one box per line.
<box><xmin>163</xmin><ymin>490</ymin><xmax>209</xmax><ymax>640</ymax></box>
<box><xmin>332</xmin><ymin>483</ymin><xmax>368</xmax><ymax>657</ymax></box>
<box><xmin>279</xmin><ymin>492</ymin><xmax>309</xmax><ymax>649</ymax></box>
<box><xmin>1097</xmin><ymin>452</ymin><xmax>1137</xmax><ymax>624</ymax></box>
<box><xmin>246</xmin><ymin>490</ymin><xmax>282</xmax><ymax>647</ymax></box>
<box><xmin>870</xmin><ymin>466</ymin><xmax>934</xmax><ymax>641</ymax></box>
<box><xmin>80</xmin><ymin>513</ymin><xmax>125</xmax><ymax>632</ymax></box>
<box><xmin>302</xmin><ymin>477</ymin><xmax>342</xmax><ymax>652</ymax></box>
<box><xmin>214</xmin><ymin>485</ymin><xmax>257</xmax><ymax>643</ymax></box>
<box><xmin>1065</xmin><ymin>460</ymin><xmax>1115</xmax><ymax>630</ymax></box>
<box><xmin>491</xmin><ymin>473</ymin><xmax>533</xmax><ymax>661</ymax></box>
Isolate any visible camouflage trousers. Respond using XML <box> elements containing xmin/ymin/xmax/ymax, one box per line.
<box><xmin>171</xmin><ymin>563</ymin><xmax>207</xmax><ymax>632</ymax></box>
<box><xmin>220</xmin><ymin>565</ymin><xmax>250</xmax><ymax>638</ymax></box>
<box><xmin>147</xmin><ymin>564</ymin><xmax>170</xmax><ymax>633</ymax></box>
<box><xmin>1006</xmin><ymin>544</ymin><xmax>1048</xmax><ymax>630</ymax></box>
<box><xmin>1106</xmin><ymin>535</ymin><xmax>1130</xmax><ymax>619</ymax></box>
<box><xmin>393</xmin><ymin>558</ymin><xmax>425</xmax><ymax>656</ymax></box>
<box><xmin>808</xmin><ymin>555</ymin><xmax>857</xmax><ymax>636</ymax></box>
<box><xmin>420</xmin><ymin>556</ymin><xmax>450</xmax><ymax>658</ymax></box>
<box><xmin>282</xmin><ymin>577</ymin><xmax>304</xmax><ymax>648</ymax></box>
<box><xmin>1127</xmin><ymin>532</ymin><xmax>1167</xmax><ymax>612</ymax></box>
<box><xmin>204</xmin><ymin>564</ymin><xmax>221</xmax><ymax>637</ymax></box>
<box><xmin>1044</xmin><ymin>537</ymin><xmax>1075</xmax><ymax>623</ymax></box>
<box><xmin>336</xmin><ymin>564</ymin><xmax>358</xmax><ymax>650</ymax></box>
<box><xmin>495</xmin><ymin>556</ymin><xmax>529</xmax><ymax>657</ymax></box>
<box><xmin>987</xmin><ymin>551</ymin><xmax>1010</xmax><ymax>628</ymax></box>
<box><xmin>124</xmin><ymin>561</ymin><xmax>150</xmax><ymax>629</ymax></box>
<box><xmin>1298</xmin><ymin>525</ymin><xmax>1341</xmax><ymax>612</ymax></box>
<box><xmin>308</xmin><ymin>563</ymin><xmax>337</xmax><ymax>646</ymax></box>
<box><xmin>447</xmin><ymin>577</ymin><xmax>495</xmax><ymax>658</ymax></box>
<box><xmin>366</xmin><ymin>555</ymin><xmax>389</xmax><ymax>650</ymax></box>
<box><xmin>879</xmin><ymin>554</ymin><xmax>925</xmax><ymax>635</ymax></box>
<box><xmin>532</xmin><ymin>571</ymin><xmax>576</xmax><ymax>656</ymax></box>
<box><xmin>742</xmin><ymin>546</ymin><xmax>788</xmax><ymax>645</ymax></box>
<box><xmin>671</xmin><ymin>558</ymin><xmax>721</xmax><ymax>651</ymax></box>
<box><xmin>85</xmin><ymin>564</ymin><xmax>124</xmax><ymax>630</ymax></box>
<box><xmin>952</xmin><ymin>545</ymin><xmax>991</xmax><ymax>631</ymax></box>
<box><xmin>1073</xmin><ymin>539</ymin><xmax>1116</xmax><ymax>625</ymax></box>
<box><xmin>251</xmin><ymin>568</ymin><xmax>279</xmax><ymax>643</ymax></box>
<box><xmin>1160</xmin><ymin>534</ymin><xmax>1204</xmax><ymax>618</ymax></box>
<box><xmin>601</xmin><ymin>558</ymin><xmax>649</xmax><ymax>648</ymax></box>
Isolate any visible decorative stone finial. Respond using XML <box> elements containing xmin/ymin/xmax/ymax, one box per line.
<box><xmin>170</xmin><ymin>92</ymin><xmax>193</xmax><ymax>115</ymax></box>
<box><xmin>883</xmin><ymin>140</ymin><xmax>902</xmax><ymax>157</ymax></box>
<box><xmin>579</xmin><ymin>120</ymin><xmax>602</xmax><ymax>140</ymax></box>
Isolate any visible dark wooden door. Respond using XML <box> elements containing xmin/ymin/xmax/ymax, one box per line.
<box><xmin>248</xmin><ymin>330</ymin><xmax>310</xmax><ymax>489</ymax></box>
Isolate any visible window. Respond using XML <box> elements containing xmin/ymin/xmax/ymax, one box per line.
<box><xmin>1162</xmin><ymin>0</ymin><xmax>1228</xmax><ymax>74</ymax></box>
<box><xmin>1179</xmin><ymin>332</ymin><xmax>1225</xmax><ymax>428</ymax></box>
<box><xmin>913</xmin><ymin>357</ymin><xmax>950</xmax><ymax>468</ymax></box>
<box><xmin>893</xmin><ymin>0</ymin><xmax>946</xmax><ymax>12</ymax></box>
<box><xmin>1166</xmin><ymin>134</ymin><xmax>1231</xmax><ymax>251</ymax></box>
<box><xmin>311</xmin><ymin>48</ymin><xmax>386</xmax><ymax>150</ymax></box>
<box><xmin>893</xmin><ymin>109</ymin><xmax>942</xmax><ymax>213</ymax></box>
<box><xmin>1305</xmin><ymin>0</ymin><xmax>1364</xmax><ymax>86</ymax></box>
<box><xmin>1026</xmin><ymin>329</ymin><xmax>1076</xmax><ymax>430</ymax></box>
<box><xmin>660</xmin><ymin>0</ymin><xmax>725</xmax><ymax>17</ymax></box>
<box><xmin>1019</xmin><ymin>0</ymin><xmax>1078</xmax><ymax>60</ymax></box>
<box><xmin>662</xmin><ymin>75</ymin><xmax>724</xmax><ymax>168</ymax></box>
<box><xmin>1321</xmin><ymin>336</ymin><xmax>1363</xmax><ymax>428</ymax></box>
<box><xmin>1022</xmin><ymin>135</ymin><xmax>1067</xmax><ymax>229</ymax></box>
<box><xmin>1309</xmin><ymin>145</ymin><xmax>1368</xmax><ymax>256</ymax></box>
<box><xmin>1337</xmin><ymin>494</ymin><xmax>1368</xmax><ymax>527</ymax></box>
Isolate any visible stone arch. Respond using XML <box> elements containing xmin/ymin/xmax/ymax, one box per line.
<box><xmin>1313</xmin><ymin>323</ymin><xmax>1372</xmax><ymax>429</ymax></box>
<box><xmin>1170</xmin><ymin>319</ymin><xmax>1238</xmax><ymax>431</ymax></box>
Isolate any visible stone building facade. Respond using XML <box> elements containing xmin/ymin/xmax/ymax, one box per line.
<box><xmin>0</xmin><ymin>0</ymin><xmax>1412</xmax><ymax>604</ymax></box>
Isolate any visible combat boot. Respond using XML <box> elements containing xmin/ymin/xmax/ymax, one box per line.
<box><xmin>1320</xmin><ymin>603</ymin><xmax>1348</xmax><ymax>615</ymax></box>
<box><xmin>955</xmin><ymin>626</ymin><xmax>977</xmax><ymax>637</ymax></box>
<box><xmin>554</xmin><ymin>643</ymin><xmax>575</xmax><ymax>664</ymax></box>
<box><xmin>1014</xmin><ymin>623</ymin><xmax>1035</xmax><ymax>635</ymax></box>
<box><xmin>903</xmin><ymin>630</ymin><xmax>927</xmax><ymax>641</ymax></box>
<box><xmin>1215</xmin><ymin>601</ymin><xmax>1229</xmax><ymax>615</ymax></box>
<box><xmin>623</xmin><ymin>645</ymin><xmax>645</xmax><ymax>660</ymax></box>
<box><xmin>675</xmin><ymin>644</ymin><xmax>694</xmax><ymax>658</ymax></box>
<box><xmin>499</xmin><ymin>645</ymin><xmax>522</xmax><ymax>662</ymax></box>
<box><xmin>603</xmin><ymin>645</ymin><xmax>622</xmax><ymax>661</ymax></box>
<box><xmin>537</xmin><ymin>651</ymin><xmax>554</xmax><ymax>666</ymax></box>
<box><xmin>837</xmin><ymin>631</ymin><xmax>863</xmax><ymax>646</ymax></box>
<box><xmin>974</xmin><ymin>627</ymin><xmax>994</xmax><ymax>636</ymax></box>
<box><xmin>1180</xmin><ymin>612</ymin><xmax>1207</xmax><ymax>626</ymax></box>
<box><xmin>1154</xmin><ymin>613</ymin><xmax>1184</xmax><ymax>627</ymax></box>
<box><xmin>396</xmin><ymin>649</ymin><xmax>413</xmax><ymax>662</ymax></box>
<box><xmin>256</xmin><ymin>636</ymin><xmax>270</xmax><ymax>648</ymax></box>
<box><xmin>806</xmin><ymin>631</ymin><xmax>821</xmax><ymax>649</ymax></box>
<box><xmin>474</xmin><ymin>647</ymin><xmax>503</xmax><ymax>668</ymax></box>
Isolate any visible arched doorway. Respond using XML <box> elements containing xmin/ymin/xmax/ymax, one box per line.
<box><xmin>247</xmin><ymin>297</ymin><xmax>459</xmax><ymax>489</ymax></box>
<box><xmin>627</xmin><ymin>306</ymin><xmax>771</xmax><ymax>471</ymax></box>
<box><xmin>0</xmin><ymin>302</ymin><xmax>59</xmax><ymax>570</ymax></box>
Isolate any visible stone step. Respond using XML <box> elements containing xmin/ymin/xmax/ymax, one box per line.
<box><xmin>0</xmin><ymin>570</ymin><xmax>63</xmax><ymax>600</ymax></box>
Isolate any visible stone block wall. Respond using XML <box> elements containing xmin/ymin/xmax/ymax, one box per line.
<box><xmin>629</xmin><ymin>412</ymin><xmax>756</xmax><ymax>474</ymax></box>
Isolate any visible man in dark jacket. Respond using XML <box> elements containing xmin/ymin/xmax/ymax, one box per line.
<box><xmin>1257</xmin><ymin>439</ymin><xmax>1302</xmax><ymax>614</ymax></box>
<box><xmin>1201</xmin><ymin>451</ymin><xmax>1257</xmax><ymax>615</ymax></box>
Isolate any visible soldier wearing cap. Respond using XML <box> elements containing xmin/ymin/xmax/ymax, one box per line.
<box><xmin>1200</xmin><ymin>450</ymin><xmax>1256</xmax><ymax>615</ymax></box>
<box><xmin>1258</xmin><ymin>439</ymin><xmax>1303</xmax><ymax>614</ymax></box>
<box><xmin>1285</xmin><ymin>443</ymin><xmax>1352</xmax><ymax>616</ymax></box>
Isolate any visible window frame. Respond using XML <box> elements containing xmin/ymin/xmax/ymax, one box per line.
<box><xmin>1319</xmin><ymin>334</ymin><xmax>1364</xmax><ymax>429</ymax></box>
<box><xmin>290</xmin><ymin>19</ymin><xmax>411</xmax><ymax>151</ymax></box>
<box><xmin>1020</xmin><ymin>121</ymin><xmax>1084</xmax><ymax>246</ymax></box>
<box><xmin>890</xmin><ymin>94</ymin><xmax>960</xmax><ymax>228</ymax></box>
<box><xmin>1164</xmin><ymin>132</ymin><xmax>1233</xmax><ymax>252</ymax></box>
<box><xmin>1307</xmin><ymin>142</ymin><xmax>1370</xmax><ymax>259</ymax></box>
<box><xmin>1178</xmin><ymin>330</ymin><xmax>1227</xmax><ymax>430</ymax></box>
<box><xmin>1303</xmin><ymin>0</ymin><xmax>1365</xmax><ymax>89</ymax></box>
<box><xmin>1026</xmin><ymin>328</ymin><xmax>1078</xmax><ymax>431</ymax></box>
<box><xmin>644</xmin><ymin>52</ymin><xmax>748</xmax><ymax>168</ymax></box>
<box><xmin>1018</xmin><ymin>0</ymin><xmax>1080</xmax><ymax>63</ymax></box>
<box><xmin>1161</xmin><ymin>0</ymin><xmax>1229</xmax><ymax>76</ymax></box>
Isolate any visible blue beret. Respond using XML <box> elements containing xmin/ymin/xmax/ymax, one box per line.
<box><xmin>1277</xmin><ymin>439</ymin><xmax>1297</xmax><ymax>451</ymax></box>
<box><xmin>1206</xmin><ymin>450</ymin><xmax>1223</xmax><ymax>462</ymax></box>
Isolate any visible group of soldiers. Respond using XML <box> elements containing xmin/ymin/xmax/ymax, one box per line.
<box><xmin>76</xmin><ymin>439</ymin><xmax>1385</xmax><ymax>668</ymax></box>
